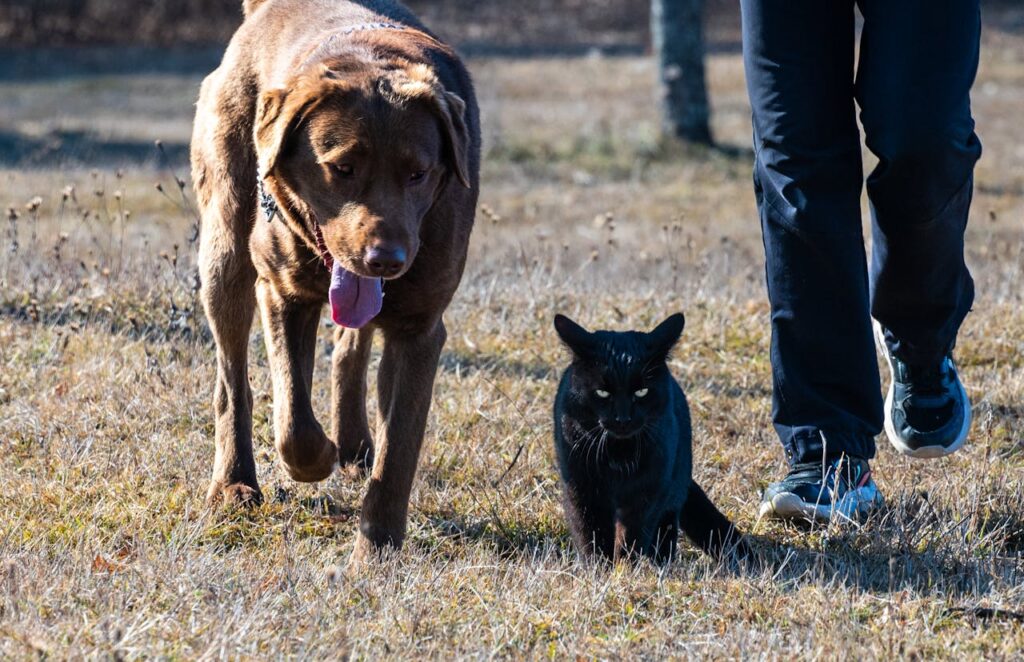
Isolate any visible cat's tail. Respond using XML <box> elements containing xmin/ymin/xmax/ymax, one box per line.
<box><xmin>681</xmin><ymin>481</ymin><xmax>749</xmax><ymax>559</ymax></box>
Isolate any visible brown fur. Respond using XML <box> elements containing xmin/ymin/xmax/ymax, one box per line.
<box><xmin>191</xmin><ymin>0</ymin><xmax>479</xmax><ymax>564</ymax></box>
<box><xmin>242</xmin><ymin>0</ymin><xmax>269</xmax><ymax>16</ymax></box>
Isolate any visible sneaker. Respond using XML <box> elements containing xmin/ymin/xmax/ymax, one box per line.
<box><xmin>759</xmin><ymin>456</ymin><xmax>883</xmax><ymax>523</ymax></box>
<box><xmin>874</xmin><ymin>322</ymin><xmax>971</xmax><ymax>459</ymax></box>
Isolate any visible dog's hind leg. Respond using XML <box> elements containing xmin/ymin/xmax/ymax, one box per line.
<box><xmin>351</xmin><ymin>320</ymin><xmax>446</xmax><ymax>564</ymax></box>
<box><xmin>257</xmin><ymin>281</ymin><xmax>337</xmax><ymax>483</ymax></box>
<box><xmin>331</xmin><ymin>325</ymin><xmax>375</xmax><ymax>476</ymax></box>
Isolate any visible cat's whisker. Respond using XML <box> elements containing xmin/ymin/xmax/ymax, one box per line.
<box><xmin>588</xmin><ymin>428</ymin><xmax>607</xmax><ymax>475</ymax></box>
<box><xmin>573</xmin><ymin>428</ymin><xmax>589</xmax><ymax>459</ymax></box>
<box><xmin>586</xmin><ymin>435</ymin><xmax>599</xmax><ymax>471</ymax></box>
<box><xmin>580</xmin><ymin>425</ymin><xmax>604</xmax><ymax>473</ymax></box>
<box><xmin>571</xmin><ymin>424</ymin><xmax>601</xmax><ymax>458</ymax></box>
<box><xmin>595</xmin><ymin>431</ymin><xmax>608</xmax><ymax>472</ymax></box>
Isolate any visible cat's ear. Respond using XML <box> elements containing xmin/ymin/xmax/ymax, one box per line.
<box><xmin>646</xmin><ymin>312</ymin><xmax>685</xmax><ymax>360</ymax></box>
<box><xmin>554</xmin><ymin>314</ymin><xmax>596</xmax><ymax>358</ymax></box>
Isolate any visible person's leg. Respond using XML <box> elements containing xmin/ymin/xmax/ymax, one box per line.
<box><xmin>741</xmin><ymin>0</ymin><xmax>882</xmax><ymax>466</ymax></box>
<box><xmin>857</xmin><ymin>0</ymin><xmax>981</xmax><ymax>457</ymax></box>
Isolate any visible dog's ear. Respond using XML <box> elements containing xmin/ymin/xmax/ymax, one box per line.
<box><xmin>254</xmin><ymin>83</ymin><xmax>322</xmax><ymax>178</ymax></box>
<box><xmin>430</xmin><ymin>89</ymin><xmax>472</xmax><ymax>189</ymax></box>
<box><xmin>646</xmin><ymin>313</ymin><xmax>686</xmax><ymax>362</ymax></box>
<box><xmin>385</xmin><ymin>64</ymin><xmax>472</xmax><ymax>189</ymax></box>
<box><xmin>554</xmin><ymin>314</ymin><xmax>597</xmax><ymax>359</ymax></box>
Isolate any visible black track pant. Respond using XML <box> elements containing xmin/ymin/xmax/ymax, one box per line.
<box><xmin>741</xmin><ymin>0</ymin><xmax>981</xmax><ymax>463</ymax></box>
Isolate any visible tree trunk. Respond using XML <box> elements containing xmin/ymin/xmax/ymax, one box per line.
<box><xmin>652</xmin><ymin>0</ymin><xmax>712</xmax><ymax>145</ymax></box>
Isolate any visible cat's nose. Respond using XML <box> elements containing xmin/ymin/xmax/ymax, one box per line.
<box><xmin>606</xmin><ymin>417</ymin><xmax>634</xmax><ymax>437</ymax></box>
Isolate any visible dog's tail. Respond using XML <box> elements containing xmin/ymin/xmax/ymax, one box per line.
<box><xmin>242</xmin><ymin>0</ymin><xmax>271</xmax><ymax>17</ymax></box>
<box><xmin>680</xmin><ymin>481</ymin><xmax>748</xmax><ymax>559</ymax></box>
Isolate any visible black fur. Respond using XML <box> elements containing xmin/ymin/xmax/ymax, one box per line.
<box><xmin>552</xmin><ymin>313</ymin><xmax>744</xmax><ymax>563</ymax></box>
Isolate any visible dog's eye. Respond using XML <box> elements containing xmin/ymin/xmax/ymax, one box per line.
<box><xmin>408</xmin><ymin>170</ymin><xmax>427</xmax><ymax>184</ymax></box>
<box><xmin>595</xmin><ymin>389</ymin><xmax>610</xmax><ymax>399</ymax></box>
<box><xmin>634</xmin><ymin>388</ymin><xmax>649</xmax><ymax>398</ymax></box>
<box><xmin>332</xmin><ymin>163</ymin><xmax>355</xmax><ymax>178</ymax></box>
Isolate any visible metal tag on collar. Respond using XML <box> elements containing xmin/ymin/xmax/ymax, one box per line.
<box><xmin>302</xmin><ymin>23</ymin><xmax>405</xmax><ymax>69</ymax></box>
<box><xmin>342</xmin><ymin>22</ymin><xmax>402</xmax><ymax>35</ymax></box>
<box><xmin>257</xmin><ymin>176</ymin><xmax>279</xmax><ymax>223</ymax></box>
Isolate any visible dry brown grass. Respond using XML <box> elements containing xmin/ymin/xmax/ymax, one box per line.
<box><xmin>2</xmin><ymin>19</ymin><xmax>1024</xmax><ymax>658</ymax></box>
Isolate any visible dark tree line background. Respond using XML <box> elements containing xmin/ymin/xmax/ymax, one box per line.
<box><xmin>1</xmin><ymin>0</ymin><xmax>1016</xmax><ymax>147</ymax></box>
<box><xmin>0</xmin><ymin>0</ymin><xmax>659</xmax><ymax>48</ymax></box>
<box><xmin>1</xmin><ymin>0</ymin><xmax>724</xmax><ymax>146</ymax></box>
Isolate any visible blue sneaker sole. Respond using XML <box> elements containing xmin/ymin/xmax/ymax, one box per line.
<box><xmin>758</xmin><ymin>493</ymin><xmax>833</xmax><ymax>523</ymax></box>
<box><xmin>758</xmin><ymin>488</ymin><xmax>883</xmax><ymax>524</ymax></box>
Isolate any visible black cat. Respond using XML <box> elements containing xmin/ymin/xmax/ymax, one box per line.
<box><xmin>552</xmin><ymin>313</ymin><xmax>745</xmax><ymax>563</ymax></box>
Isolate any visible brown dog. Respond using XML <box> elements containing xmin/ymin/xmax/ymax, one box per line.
<box><xmin>190</xmin><ymin>0</ymin><xmax>479</xmax><ymax>563</ymax></box>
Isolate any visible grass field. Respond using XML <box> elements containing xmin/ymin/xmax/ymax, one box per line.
<box><xmin>2</xmin><ymin>9</ymin><xmax>1024</xmax><ymax>658</ymax></box>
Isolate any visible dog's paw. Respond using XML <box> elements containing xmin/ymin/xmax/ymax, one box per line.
<box><xmin>348</xmin><ymin>531</ymin><xmax>400</xmax><ymax>571</ymax></box>
<box><xmin>348</xmin><ymin>533</ymin><xmax>376</xmax><ymax>572</ymax></box>
<box><xmin>348</xmin><ymin>519</ymin><xmax>406</xmax><ymax>569</ymax></box>
<box><xmin>277</xmin><ymin>426</ymin><xmax>338</xmax><ymax>483</ymax></box>
<box><xmin>205</xmin><ymin>480</ymin><xmax>263</xmax><ymax>509</ymax></box>
<box><xmin>338</xmin><ymin>443</ymin><xmax>374</xmax><ymax>479</ymax></box>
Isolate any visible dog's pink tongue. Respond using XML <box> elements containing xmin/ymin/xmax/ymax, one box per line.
<box><xmin>329</xmin><ymin>261</ymin><xmax>382</xmax><ymax>328</ymax></box>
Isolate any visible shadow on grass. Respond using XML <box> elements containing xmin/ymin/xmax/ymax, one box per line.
<box><xmin>0</xmin><ymin>46</ymin><xmax>223</xmax><ymax>82</ymax></box>
<box><xmin>423</xmin><ymin>512</ymin><xmax>564</xmax><ymax>560</ymax></box>
<box><xmin>0</xmin><ymin>297</ymin><xmax>208</xmax><ymax>344</ymax></box>
<box><xmin>753</xmin><ymin>535</ymin><xmax>1022</xmax><ymax>601</ymax></box>
<box><xmin>201</xmin><ymin>490</ymin><xmax>362</xmax><ymax>549</ymax></box>
<box><xmin>417</xmin><ymin>488</ymin><xmax>1024</xmax><ymax>601</ymax></box>
<box><xmin>0</xmin><ymin>128</ymin><xmax>189</xmax><ymax>167</ymax></box>
<box><xmin>943</xmin><ymin>606</ymin><xmax>1024</xmax><ymax>623</ymax></box>
<box><xmin>273</xmin><ymin>488</ymin><xmax>361</xmax><ymax>519</ymax></box>
<box><xmin>488</xmin><ymin>136</ymin><xmax>755</xmax><ymax>181</ymax></box>
<box><xmin>439</xmin><ymin>349</ymin><xmax>553</xmax><ymax>381</ymax></box>
<box><xmin>0</xmin><ymin>40</ymin><xmax>746</xmax><ymax>85</ymax></box>
<box><xmin>750</xmin><ymin>492</ymin><xmax>1024</xmax><ymax>600</ymax></box>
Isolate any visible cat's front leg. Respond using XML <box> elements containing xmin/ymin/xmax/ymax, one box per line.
<box><xmin>563</xmin><ymin>490</ymin><xmax>616</xmax><ymax>560</ymax></box>
<box><xmin>613</xmin><ymin>510</ymin><xmax>655</xmax><ymax>562</ymax></box>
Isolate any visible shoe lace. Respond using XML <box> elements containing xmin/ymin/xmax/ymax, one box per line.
<box><xmin>899</xmin><ymin>357</ymin><xmax>950</xmax><ymax>398</ymax></box>
<box><xmin>787</xmin><ymin>461</ymin><xmax>827</xmax><ymax>484</ymax></box>
<box><xmin>787</xmin><ymin>457</ymin><xmax>864</xmax><ymax>493</ymax></box>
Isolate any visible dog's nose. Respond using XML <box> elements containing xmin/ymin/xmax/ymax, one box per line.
<box><xmin>365</xmin><ymin>245</ymin><xmax>407</xmax><ymax>277</ymax></box>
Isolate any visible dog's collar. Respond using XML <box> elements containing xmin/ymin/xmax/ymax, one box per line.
<box><xmin>257</xmin><ymin>176</ymin><xmax>279</xmax><ymax>223</ymax></box>
<box><xmin>340</xmin><ymin>21</ymin><xmax>404</xmax><ymax>35</ymax></box>
<box><xmin>257</xmin><ymin>175</ymin><xmax>334</xmax><ymax>270</ymax></box>
<box><xmin>300</xmin><ymin>22</ymin><xmax>410</xmax><ymax>70</ymax></box>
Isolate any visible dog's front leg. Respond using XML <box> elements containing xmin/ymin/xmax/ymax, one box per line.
<box><xmin>199</xmin><ymin>231</ymin><xmax>260</xmax><ymax>507</ymax></box>
<box><xmin>331</xmin><ymin>325</ymin><xmax>375</xmax><ymax>476</ymax></box>
<box><xmin>351</xmin><ymin>320</ymin><xmax>446</xmax><ymax>564</ymax></box>
<box><xmin>256</xmin><ymin>279</ymin><xmax>337</xmax><ymax>483</ymax></box>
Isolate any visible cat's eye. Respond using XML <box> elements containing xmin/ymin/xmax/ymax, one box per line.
<box><xmin>595</xmin><ymin>389</ymin><xmax>610</xmax><ymax>399</ymax></box>
<box><xmin>634</xmin><ymin>388</ymin><xmax>649</xmax><ymax>398</ymax></box>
